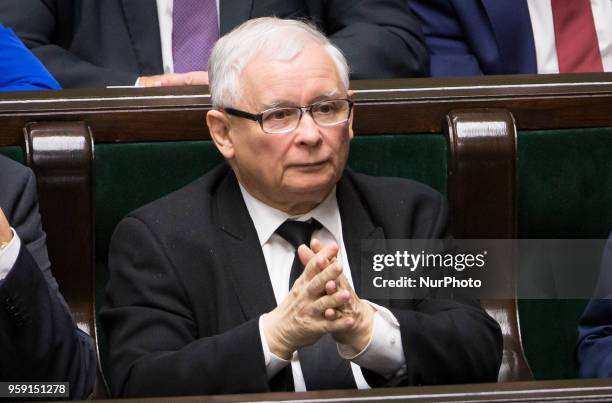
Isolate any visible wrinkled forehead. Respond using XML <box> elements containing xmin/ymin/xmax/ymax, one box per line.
<box><xmin>239</xmin><ymin>42</ymin><xmax>345</xmax><ymax>107</ymax></box>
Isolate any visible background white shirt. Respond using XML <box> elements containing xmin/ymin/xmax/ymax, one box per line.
<box><xmin>527</xmin><ymin>0</ymin><xmax>612</xmax><ymax>73</ymax></box>
<box><xmin>0</xmin><ymin>228</ymin><xmax>21</xmax><ymax>280</ymax></box>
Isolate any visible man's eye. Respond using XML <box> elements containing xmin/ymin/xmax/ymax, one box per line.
<box><xmin>315</xmin><ymin>103</ymin><xmax>337</xmax><ymax>114</ymax></box>
<box><xmin>268</xmin><ymin>110</ymin><xmax>291</xmax><ymax>120</ymax></box>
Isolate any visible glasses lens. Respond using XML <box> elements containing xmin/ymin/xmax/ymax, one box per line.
<box><xmin>312</xmin><ymin>100</ymin><xmax>350</xmax><ymax>126</ymax></box>
<box><xmin>261</xmin><ymin>108</ymin><xmax>300</xmax><ymax>133</ymax></box>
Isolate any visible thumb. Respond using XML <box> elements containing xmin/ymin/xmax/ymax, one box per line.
<box><xmin>297</xmin><ymin>244</ymin><xmax>315</xmax><ymax>271</ymax></box>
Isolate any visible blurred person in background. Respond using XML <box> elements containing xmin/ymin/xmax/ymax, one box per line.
<box><xmin>407</xmin><ymin>0</ymin><xmax>612</xmax><ymax>76</ymax></box>
<box><xmin>0</xmin><ymin>0</ymin><xmax>428</xmax><ymax>88</ymax></box>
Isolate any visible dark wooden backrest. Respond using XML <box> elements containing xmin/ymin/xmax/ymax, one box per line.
<box><xmin>446</xmin><ymin>109</ymin><xmax>533</xmax><ymax>382</ymax></box>
<box><xmin>23</xmin><ymin>121</ymin><xmax>109</xmax><ymax>398</ymax></box>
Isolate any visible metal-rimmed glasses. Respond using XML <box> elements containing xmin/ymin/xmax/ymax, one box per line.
<box><xmin>224</xmin><ymin>98</ymin><xmax>353</xmax><ymax>134</ymax></box>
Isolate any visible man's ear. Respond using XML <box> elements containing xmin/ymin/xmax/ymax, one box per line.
<box><xmin>347</xmin><ymin>89</ymin><xmax>355</xmax><ymax>140</ymax></box>
<box><xmin>206</xmin><ymin>110</ymin><xmax>235</xmax><ymax>159</ymax></box>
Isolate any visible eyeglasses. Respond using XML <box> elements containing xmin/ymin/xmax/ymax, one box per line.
<box><xmin>224</xmin><ymin>98</ymin><xmax>353</xmax><ymax>134</ymax></box>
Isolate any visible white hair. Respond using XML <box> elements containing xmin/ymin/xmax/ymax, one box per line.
<box><xmin>208</xmin><ymin>17</ymin><xmax>350</xmax><ymax>109</ymax></box>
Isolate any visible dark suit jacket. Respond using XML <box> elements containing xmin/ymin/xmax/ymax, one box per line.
<box><xmin>0</xmin><ymin>155</ymin><xmax>95</xmax><ymax>399</ymax></box>
<box><xmin>407</xmin><ymin>0</ymin><xmax>537</xmax><ymax>76</ymax></box>
<box><xmin>101</xmin><ymin>163</ymin><xmax>502</xmax><ymax>397</ymax></box>
<box><xmin>0</xmin><ymin>0</ymin><xmax>428</xmax><ymax>88</ymax></box>
<box><xmin>577</xmin><ymin>233</ymin><xmax>612</xmax><ymax>378</ymax></box>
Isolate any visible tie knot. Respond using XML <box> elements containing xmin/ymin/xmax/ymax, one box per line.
<box><xmin>276</xmin><ymin>219</ymin><xmax>322</xmax><ymax>249</ymax></box>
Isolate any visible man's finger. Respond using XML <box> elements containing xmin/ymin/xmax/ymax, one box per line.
<box><xmin>325</xmin><ymin>279</ymin><xmax>337</xmax><ymax>295</ymax></box>
<box><xmin>307</xmin><ymin>261</ymin><xmax>343</xmax><ymax>296</ymax></box>
<box><xmin>300</xmin><ymin>242</ymin><xmax>338</xmax><ymax>281</ymax></box>
<box><xmin>310</xmin><ymin>238</ymin><xmax>323</xmax><ymax>253</ymax></box>
<box><xmin>313</xmin><ymin>289</ymin><xmax>350</xmax><ymax>314</ymax></box>
<box><xmin>323</xmin><ymin>316</ymin><xmax>355</xmax><ymax>334</ymax></box>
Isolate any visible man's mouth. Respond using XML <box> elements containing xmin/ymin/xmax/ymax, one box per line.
<box><xmin>291</xmin><ymin>160</ymin><xmax>328</xmax><ymax>169</ymax></box>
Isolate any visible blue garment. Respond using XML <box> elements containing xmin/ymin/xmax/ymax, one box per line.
<box><xmin>0</xmin><ymin>24</ymin><xmax>60</xmax><ymax>91</ymax></box>
<box><xmin>577</xmin><ymin>233</ymin><xmax>612</xmax><ymax>378</ymax></box>
<box><xmin>406</xmin><ymin>0</ymin><xmax>537</xmax><ymax>77</ymax></box>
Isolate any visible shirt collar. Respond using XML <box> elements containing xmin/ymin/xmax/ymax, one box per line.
<box><xmin>239</xmin><ymin>184</ymin><xmax>341</xmax><ymax>247</ymax></box>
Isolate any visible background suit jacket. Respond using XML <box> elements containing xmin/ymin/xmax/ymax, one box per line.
<box><xmin>0</xmin><ymin>24</ymin><xmax>60</xmax><ymax>91</ymax></box>
<box><xmin>407</xmin><ymin>0</ymin><xmax>537</xmax><ymax>76</ymax></box>
<box><xmin>0</xmin><ymin>0</ymin><xmax>429</xmax><ymax>88</ymax></box>
<box><xmin>0</xmin><ymin>155</ymin><xmax>95</xmax><ymax>399</ymax></box>
<box><xmin>577</xmin><ymin>232</ymin><xmax>612</xmax><ymax>378</ymax></box>
<box><xmin>100</xmin><ymin>163</ymin><xmax>502</xmax><ymax>397</ymax></box>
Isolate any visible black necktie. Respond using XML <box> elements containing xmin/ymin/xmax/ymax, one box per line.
<box><xmin>276</xmin><ymin>219</ymin><xmax>322</xmax><ymax>288</ymax></box>
<box><xmin>275</xmin><ymin>219</ymin><xmax>357</xmax><ymax>391</ymax></box>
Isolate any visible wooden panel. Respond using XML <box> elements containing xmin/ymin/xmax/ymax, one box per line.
<box><xmin>23</xmin><ymin>122</ymin><xmax>108</xmax><ymax>397</ymax></box>
<box><xmin>2</xmin><ymin>73</ymin><xmax>612</xmax><ymax>145</ymax></box>
<box><xmin>73</xmin><ymin>378</ymin><xmax>612</xmax><ymax>403</ymax></box>
<box><xmin>445</xmin><ymin>109</ymin><xmax>532</xmax><ymax>382</ymax></box>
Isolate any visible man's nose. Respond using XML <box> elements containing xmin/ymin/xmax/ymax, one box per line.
<box><xmin>293</xmin><ymin>112</ymin><xmax>322</xmax><ymax>145</ymax></box>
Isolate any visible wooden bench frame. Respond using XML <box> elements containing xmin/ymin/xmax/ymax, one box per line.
<box><xmin>3</xmin><ymin>73</ymin><xmax>612</xmax><ymax>396</ymax></box>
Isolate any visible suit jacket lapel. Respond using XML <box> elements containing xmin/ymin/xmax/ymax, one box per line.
<box><xmin>213</xmin><ymin>171</ymin><xmax>278</xmax><ymax>321</ymax></box>
<box><xmin>336</xmin><ymin>174</ymin><xmax>384</xmax><ymax>295</ymax></box>
<box><xmin>219</xmin><ymin>0</ymin><xmax>254</xmax><ymax>35</ymax></box>
<box><xmin>481</xmin><ymin>0</ymin><xmax>537</xmax><ymax>74</ymax></box>
<box><xmin>121</xmin><ymin>0</ymin><xmax>164</xmax><ymax>75</ymax></box>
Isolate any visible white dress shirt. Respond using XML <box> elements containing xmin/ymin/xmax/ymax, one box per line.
<box><xmin>239</xmin><ymin>184</ymin><xmax>406</xmax><ymax>391</ymax></box>
<box><xmin>0</xmin><ymin>228</ymin><xmax>21</xmax><ymax>280</ymax></box>
<box><xmin>155</xmin><ymin>0</ymin><xmax>221</xmax><ymax>74</ymax></box>
<box><xmin>527</xmin><ymin>0</ymin><xmax>612</xmax><ymax>73</ymax></box>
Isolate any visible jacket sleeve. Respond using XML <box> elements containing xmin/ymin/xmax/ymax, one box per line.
<box><xmin>0</xmin><ymin>0</ymin><xmax>139</xmax><ymax>87</ymax></box>
<box><xmin>101</xmin><ymin>217</ymin><xmax>273</xmax><ymax>397</ymax></box>
<box><xmin>364</xmin><ymin>189</ymin><xmax>502</xmax><ymax>386</ymax></box>
<box><xmin>0</xmin><ymin>248</ymin><xmax>96</xmax><ymax>399</ymax></box>
<box><xmin>313</xmin><ymin>0</ymin><xmax>429</xmax><ymax>79</ymax></box>
<box><xmin>577</xmin><ymin>234</ymin><xmax>612</xmax><ymax>378</ymax></box>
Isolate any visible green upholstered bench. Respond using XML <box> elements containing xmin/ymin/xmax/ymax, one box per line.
<box><xmin>517</xmin><ymin>127</ymin><xmax>612</xmax><ymax>380</ymax></box>
<box><xmin>4</xmin><ymin>126</ymin><xmax>610</xmax><ymax>384</ymax></box>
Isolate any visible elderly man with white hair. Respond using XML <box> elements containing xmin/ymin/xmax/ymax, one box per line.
<box><xmin>101</xmin><ymin>17</ymin><xmax>502</xmax><ymax>398</ymax></box>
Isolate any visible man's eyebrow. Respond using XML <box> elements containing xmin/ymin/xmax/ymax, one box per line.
<box><xmin>261</xmin><ymin>100</ymin><xmax>289</xmax><ymax>109</ymax></box>
<box><xmin>311</xmin><ymin>89</ymin><xmax>341</xmax><ymax>102</ymax></box>
<box><xmin>261</xmin><ymin>89</ymin><xmax>343</xmax><ymax>109</ymax></box>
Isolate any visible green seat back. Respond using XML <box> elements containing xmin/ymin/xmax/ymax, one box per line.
<box><xmin>517</xmin><ymin>127</ymin><xmax>612</xmax><ymax>380</ymax></box>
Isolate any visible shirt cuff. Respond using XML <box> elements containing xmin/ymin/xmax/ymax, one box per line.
<box><xmin>258</xmin><ymin>314</ymin><xmax>291</xmax><ymax>380</ymax></box>
<box><xmin>337</xmin><ymin>301</ymin><xmax>406</xmax><ymax>378</ymax></box>
<box><xmin>0</xmin><ymin>228</ymin><xmax>21</xmax><ymax>280</ymax></box>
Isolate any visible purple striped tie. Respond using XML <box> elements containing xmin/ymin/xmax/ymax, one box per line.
<box><xmin>172</xmin><ymin>0</ymin><xmax>219</xmax><ymax>73</ymax></box>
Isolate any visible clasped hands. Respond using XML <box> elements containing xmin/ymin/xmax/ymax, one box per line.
<box><xmin>263</xmin><ymin>239</ymin><xmax>375</xmax><ymax>360</ymax></box>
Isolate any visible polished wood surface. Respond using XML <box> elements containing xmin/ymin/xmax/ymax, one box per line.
<box><xmin>23</xmin><ymin>122</ymin><xmax>109</xmax><ymax>398</ymax></box>
<box><xmin>445</xmin><ymin>109</ymin><xmax>532</xmax><ymax>382</ymax></box>
<box><xmin>2</xmin><ymin>73</ymin><xmax>612</xmax><ymax>145</ymax></box>
<box><xmin>66</xmin><ymin>378</ymin><xmax>612</xmax><ymax>403</ymax></box>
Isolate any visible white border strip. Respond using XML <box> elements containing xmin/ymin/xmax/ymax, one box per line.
<box><xmin>353</xmin><ymin>81</ymin><xmax>612</xmax><ymax>94</ymax></box>
<box><xmin>1</xmin><ymin>80</ymin><xmax>612</xmax><ymax>106</ymax></box>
